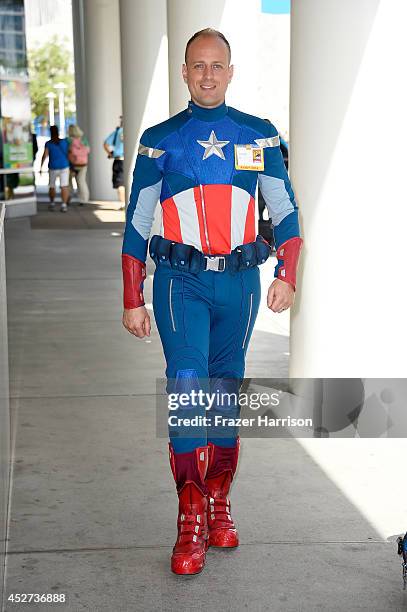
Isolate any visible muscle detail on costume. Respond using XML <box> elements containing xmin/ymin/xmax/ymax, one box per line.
<box><xmin>161</xmin><ymin>185</ymin><xmax>255</xmax><ymax>254</ymax></box>
<box><xmin>122</xmin><ymin>104</ymin><xmax>301</xmax><ymax>266</ymax></box>
<box><xmin>131</xmin><ymin>179</ymin><xmax>162</xmax><ymax>240</ymax></box>
<box><xmin>122</xmin><ymin>138</ymin><xmax>162</xmax><ymax>263</ymax></box>
<box><xmin>257</xmin><ymin>174</ymin><xmax>295</xmax><ymax>226</ymax></box>
<box><xmin>122</xmin><ymin>254</ymin><xmax>146</xmax><ymax>309</ymax></box>
<box><xmin>256</xmin><ymin>124</ymin><xmax>301</xmax><ymax>283</ymax></box>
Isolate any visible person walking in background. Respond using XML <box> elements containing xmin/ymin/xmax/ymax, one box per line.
<box><xmin>40</xmin><ymin>125</ymin><xmax>70</xmax><ymax>212</ymax></box>
<box><xmin>68</xmin><ymin>124</ymin><xmax>90</xmax><ymax>205</ymax></box>
<box><xmin>103</xmin><ymin>115</ymin><xmax>125</xmax><ymax>210</ymax></box>
<box><xmin>31</xmin><ymin>131</ymin><xmax>38</xmax><ymax>162</ymax></box>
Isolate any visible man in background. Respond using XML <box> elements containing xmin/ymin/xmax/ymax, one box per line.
<box><xmin>103</xmin><ymin>115</ymin><xmax>125</xmax><ymax>210</ymax></box>
<box><xmin>40</xmin><ymin>124</ymin><xmax>70</xmax><ymax>213</ymax></box>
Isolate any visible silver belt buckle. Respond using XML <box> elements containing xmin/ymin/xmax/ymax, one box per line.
<box><xmin>204</xmin><ymin>256</ymin><xmax>226</xmax><ymax>272</ymax></box>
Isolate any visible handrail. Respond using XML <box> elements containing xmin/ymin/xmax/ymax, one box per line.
<box><xmin>0</xmin><ymin>168</ymin><xmax>34</xmax><ymax>175</ymax></box>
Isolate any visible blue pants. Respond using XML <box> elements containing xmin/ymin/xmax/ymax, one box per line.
<box><xmin>153</xmin><ymin>263</ymin><xmax>261</xmax><ymax>454</ymax></box>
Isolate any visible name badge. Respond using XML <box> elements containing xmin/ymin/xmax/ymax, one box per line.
<box><xmin>234</xmin><ymin>145</ymin><xmax>264</xmax><ymax>171</ymax></box>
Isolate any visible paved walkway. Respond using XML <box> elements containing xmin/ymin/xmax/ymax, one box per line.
<box><xmin>3</xmin><ymin>201</ymin><xmax>406</xmax><ymax>611</ymax></box>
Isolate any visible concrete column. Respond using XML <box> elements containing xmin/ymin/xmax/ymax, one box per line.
<box><xmin>289</xmin><ymin>0</ymin><xmax>407</xmax><ymax>377</ymax></box>
<box><xmin>119</xmin><ymin>0</ymin><xmax>169</xmax><ymax>199</ymax></box>
<box><xmin>167</xmin><ymin>0</ymin><xmax>260</xmax><ymax>117</ymax></box>
<box><xmin>72</xmin><ymin>0</ymin><xmax>122</xmax><ymax>201</ymax></box>
<box><xmin>71</xmin><ymin>0</ymin><xmax>88</xmax><ymax>137</ymax></box>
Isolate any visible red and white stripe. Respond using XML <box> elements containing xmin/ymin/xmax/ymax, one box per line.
<box><xmin>160</xmin><ymin>185</ymin><xmax>256</xmax><ymax>255</ymax></box>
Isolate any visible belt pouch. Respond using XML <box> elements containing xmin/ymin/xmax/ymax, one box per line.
<box><xmin>237</xmin><ymin>242</ymin><xmax>258</xmax><ymax>269</ymax></box>
<box><xmin>254</xmin><ymin>235</ymin><xmax>271</xmax><ymax>264</ymax></box>
<box><xmin>150</xmin><ymin>235</ymin><xmax>172</xmax><ymax>266</ymax></box>
<box><xmin>169</xmin><ymin>243</ymin><xmax>193</xmax><ymax>271</ymax></box>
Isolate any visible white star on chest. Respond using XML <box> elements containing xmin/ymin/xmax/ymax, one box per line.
<box><xmin>197</xmin><ymin>130</ymin><xmax>230</xmax><ymax>160</ymax></box>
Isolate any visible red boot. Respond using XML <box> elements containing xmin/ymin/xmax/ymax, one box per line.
<box><xmin>169</xmin><ymin>444</ymin><xmax>209</xmax><ymax>575</ymax></box>
<box><xmin>206</xmin><ymin>439</ymin><xmax>240</xmax><ymax>548</ymax></box>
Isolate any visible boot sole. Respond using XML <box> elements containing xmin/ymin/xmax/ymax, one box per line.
<box><xmin>171</xmin><ymin>561</ymin><xmax>206</xmax><ymax>576</ymax></box>
<box><xmin>171</xmin><ymin>549</ymin><xmax>207</xmax><ymax>575</ymax></box>
<box><xmin>171</xmin><ymin>567</ymin><xmax>205</xmax><ymax>576</ymax></box>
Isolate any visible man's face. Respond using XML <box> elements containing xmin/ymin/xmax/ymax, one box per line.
<box><xmin>182</xmin><ymin>35</ymin><xmax>233</xmax><ymax>109</ymax></box>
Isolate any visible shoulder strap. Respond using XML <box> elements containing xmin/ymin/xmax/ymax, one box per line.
<box><xmin>112</xmin><ymin>127</ymin><xmax>120</xmax><ymax>147</ymax></box>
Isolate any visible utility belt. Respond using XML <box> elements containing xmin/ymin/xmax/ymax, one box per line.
<box><xmin>149</xmin><ymin>235</ymin><xmax>271</xmax><ymax>274</ymax></box>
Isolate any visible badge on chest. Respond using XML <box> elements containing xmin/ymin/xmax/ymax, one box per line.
<box><xmin>234</xmin><ymin>145</ymin><xmax>264</xmax><ymax>171</ymax></box>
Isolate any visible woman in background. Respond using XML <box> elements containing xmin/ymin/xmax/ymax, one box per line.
<box><xmin>67</xmin><ymin>124</ymin><xmax>90</xmax><ymax>205</ymax></box>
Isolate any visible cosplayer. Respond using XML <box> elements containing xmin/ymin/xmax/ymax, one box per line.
<box><xmin>122</xmin><ymin>29</ymin><xmax>302</xmax><ymax>575</ymax></box>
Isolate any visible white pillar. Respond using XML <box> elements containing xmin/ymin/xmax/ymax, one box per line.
<box><xmin>71</xmin><ymin>0</ymin><xmax>88</xmax><ymax>137</ymax></box>
<box><xmin>289</xmin><ymin>0</ymin><xmax>407</xmax><ymax>377</ymax></box>
<box><xmin>167</xmin><ymin>0</ymin><xmax>226</xmax><ymax>116</ymax></box>
<box><xmin>72</xmin><ymin>0</ymin><xmax>122</xmax><ymax>201</ymax></box>
<box><xmin>46</xmin><ymin>92</ymin><xmax>56</xmax><ymax>126</ymax></box>
<box><xmin>119</xmin><ymin>0</ymin><xmax>169</xmax><ymax>200</ymax></box>
<box><xmin>55</xmin><ymin>83</ymin><xmax>66</xmax><ymax>137</ymax></box>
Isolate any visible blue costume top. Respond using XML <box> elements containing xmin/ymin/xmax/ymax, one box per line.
<box><xmin>123</xmin><ymin>101</ymin><xmax>300</xmax><ymax>272</ymax></box>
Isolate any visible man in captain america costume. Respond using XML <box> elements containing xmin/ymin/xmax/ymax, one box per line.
<box><xmin>121</xmin><ymin>29</ymin><xmax>302</xmax><ymax>575</ymax></box>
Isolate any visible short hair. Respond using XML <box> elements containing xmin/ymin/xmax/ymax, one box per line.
<box><xmin>50</xmin><ymin>125</ymin><xmax>59</xmax><ymax>139</ymax></box>
<box><xmin>185</xmin><ymin>28</ymin><xmax>231</xmax><ymax>64</ymax></box>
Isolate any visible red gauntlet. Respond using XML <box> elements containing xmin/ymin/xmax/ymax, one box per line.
<box><xmin>276</xmin><ymin>237</ymin><xmax>303</xmax><ymax>290</ymax></box>
<box><xmin>122</xmin><ymin>254</ymin><xmax>146</xmax><ymax>309</ymax></box>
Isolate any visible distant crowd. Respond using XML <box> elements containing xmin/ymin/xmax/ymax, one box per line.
<box><xmin>38</xmin><ymin>116</ymin><xmax>124</xmax><ymax>212</ymax></box>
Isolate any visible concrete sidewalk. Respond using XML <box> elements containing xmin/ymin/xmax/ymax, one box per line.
<box><xmin>3</xmin><ymin>211</ymin><xmax>406</xmax><ymax>611</ymax></box>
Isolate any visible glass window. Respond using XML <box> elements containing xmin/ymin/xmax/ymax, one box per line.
<box><xmin>0</xmin><ymin>0</ymin><xmax>27</xmax><ymax>77</ymax></box>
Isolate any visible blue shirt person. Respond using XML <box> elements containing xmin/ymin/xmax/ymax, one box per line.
<box><xmin>39</xmin><ymin>125</ymin><xmax>70</xmax><ymax>212</ymax></box>
<box><xmin>103</xmin><ymin>116</ymin><xmax>125</xmax><ymax>208</ymax></box>
<box><xmin>44</xmin><ymin>138</ymin><xmax>69</xmax><ymax>169</ymax></box>
<box><xmin>104</xmin><ymin>120</ymin><xmax>124</xmax><ymax>159</ymax></box>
